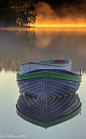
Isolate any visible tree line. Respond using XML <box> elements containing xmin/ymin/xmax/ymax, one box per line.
<box><xmin>0</xmin><ymin>0</ymin><xmax>37</xmax><ymax>27</ymax></box>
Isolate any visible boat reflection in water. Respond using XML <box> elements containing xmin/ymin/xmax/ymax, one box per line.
<box><xmin>16</xmin><ymin>92</ymin><xmax>81</xmax><ymax>128</ymax></box>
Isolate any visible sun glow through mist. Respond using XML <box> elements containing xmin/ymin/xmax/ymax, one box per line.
<box><xmin>32</xmin><ymin>24</ymin><xmax>86</xmax><ymax>27</ymax></box>
<box><xmin>32</xmin><ymin>2</ymin><xmax>86</xmax><ymax>28</ymax></box>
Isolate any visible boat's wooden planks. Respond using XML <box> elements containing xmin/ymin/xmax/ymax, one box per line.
<box><xmin>47</xmin><ymin>77</ymin><xmax>80</xmax><ymax>85</ymax></box>
<box><xmin>18</xmin><ymin>78</ymin><xmax>45</xmax><ymax>87</ymax></box>
<box><xmin>17</xmin><ymin>77</ymin><xmax>45</xmax><ymax>84</ymax></box>
<box><xmin>47</xmin><ymin>79</ymin><xmax>79</xmax><ymax>90</ymax></box>
<box><xmin>48</xmin><ymin>95</ymin><xmax>72</xmax><ymax>113</ymax></box>
<box><xmin>16</xmin><ymin>93</ymin><xmax>81</xmax><ymax>127</ymax></box>
<box><xmin>22</xmin><ymin>95</ymin><xmax>45</xmax><ymax>114</ymax></box>
<box><xmin>18</xmin><ymin>82</ymin><xmax>45</xmax><ymax>90</ymax></box>
<box><xmin>47</xmin><ymin>97</ymin><xmax>63</xmax><ymax>109</ymax></box>
<box><xmin>20</xmin><ymin>84</ymin><xmax>44</xmax><ymax>94</ymax></box>
<box><xmin>48</xmin><ymin>102</ymin><xmax>81</xmax><ymax>122</ymax></box>
<box><xmin>17</xmin><ymin>75</ymin><xmax>80</xmax><ymax>97</ymax></box>
<box><xmin>20</xmin><ymin>86</ymin><xmax>45</xmax><ymax>95</ymax></box>
<box><xmin>17</xmin><ymin>95</ymin><xmax>45</xmax><ymax>122</ymax></box>
<box><xmin>16</xmin><ymin>100</ymin><xmax>44</xmax><ymax>122</ymax></box>
<box><xmin>47</xmin><ymin>96</ymin><xmax>80</xmax><ymax>121</ymax></box>
<box><xmin>47</xmin><ymin>94</ymin><xmax>75</xmax><ymax>114</ymax></box>
<box><xmin>47</xmin><ymin>86</ymin><xmax>72</xmax><ymax>95</ymax></box>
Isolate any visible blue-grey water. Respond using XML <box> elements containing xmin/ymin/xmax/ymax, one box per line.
<box><xmin>0</xmin><ymin>28</ymin><xmax>86</xmax><ymax>139</ymax></box>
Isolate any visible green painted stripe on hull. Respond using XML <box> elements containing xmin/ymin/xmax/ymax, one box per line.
<box><xmin>47</xmin><ymin>72</ymin><xmax>82</xmax><ymax>82</ymax></box>
<box><xmin>47</xmin><ymin>106</ymin><xmax>81</xmax><ymax>128</ymax></box>
<box><xmin>17</xmin><ymin>72</ymin><xmax>45</xmax><ymax>80</ymax></box>
<box><xmin>17</xmin><ymin>72</ymin><xmax>81</xmax><ymax>82</ymax></box>
<box><xmin>16</xmin><ymin>106</ymin><xmax>81</xmax><ymax>128</ymax></box>
<box><xmin>16</xmin><ymin>109</ymin><xmax>45</xmax><ymax>128</ymax></box>
<box><xmin>50</xmin><ymin>69</ymin><xmax>52</xmax><ymax>72</ymax></box>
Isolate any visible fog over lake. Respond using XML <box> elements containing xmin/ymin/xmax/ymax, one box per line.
<box><xmin>0</xmin><ymin>28</ymin><xmax>86</xmax><ymax>72</ymax></box>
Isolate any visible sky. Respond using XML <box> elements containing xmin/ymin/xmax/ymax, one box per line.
<box><xmin>34</xmin><ymin>0</ymin><xmax>86</xmax><ymax>25</ymax></box>
<box><xmin>1</xmin><ymin>0</ymin><xmax>86</xmax><ymax>26</ymax></box>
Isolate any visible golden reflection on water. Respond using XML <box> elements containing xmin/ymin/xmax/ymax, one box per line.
<box><xmin>0</xmin><ymin>27</ymin><xmax>86</xmax><ymax>72</ymax></box>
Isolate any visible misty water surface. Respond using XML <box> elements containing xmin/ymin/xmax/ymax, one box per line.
<box><xmin>0</xmin><ymin>28</ymin><xmax>86</xmax><ymax>139</ymax></box>
<box><xmin>0</xmin><ymin>28</ymin><xmax>86</xmax><ymax>72</ymax></box>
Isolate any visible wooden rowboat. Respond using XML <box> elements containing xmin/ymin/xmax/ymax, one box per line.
<box><xmin>20</xmin><ymin>59</ymin><xmax>72</xmax><ymax>73</ymax></box>
<box><xmin>16</xmin><ymin>93</ymin><xmax>81</xmax><ymax>128</ymax></box>
<box><xmin>17</xmin><ymin>69</ymin><xmax>82</xmax><ymax>98</ymax></box>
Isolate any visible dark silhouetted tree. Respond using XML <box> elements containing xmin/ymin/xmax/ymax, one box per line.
<box><xmin>26</xmin><ymin>4</ymin><xmax>37</xmax><ymax>27</ymax></box>
<box><xmin>0</xmin><ymin>0</ymin><xmax>37</xmax><ymax>27</ymax></box>
<box><xmin>10</xmin><ymin>0</ymin><xmax>37</xmax><ymax>26</ymax></box>
<box><xmin>10</xmin><ymin>0</ymin><xmax>25</xmax><ymax>26</ymax></box>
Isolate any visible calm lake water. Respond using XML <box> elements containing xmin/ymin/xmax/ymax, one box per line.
<box><xmin>0</xmin><ymin>27</ymin><xmax>86</xmax><ymax>139</ymax></box>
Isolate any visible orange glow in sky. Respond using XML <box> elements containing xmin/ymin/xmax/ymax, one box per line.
<box><xmin>32</xmin><ymin>24</ymin><xmax>86</xmax><ymax>27</ymax></box>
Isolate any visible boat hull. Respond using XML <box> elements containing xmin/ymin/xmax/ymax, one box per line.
<box><xmin>17</xmin><ymin>71</ymin><xmax>81</xmax><ymax>98</ymax></box>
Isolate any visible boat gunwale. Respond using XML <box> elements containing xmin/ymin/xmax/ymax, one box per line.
<box><xmin>17</xmin><ymin>71</ymin><xmax>82</xmax><ymax>82</ymax></box>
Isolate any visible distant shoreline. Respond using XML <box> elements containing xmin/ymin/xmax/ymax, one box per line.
<box><xmin>0</xmin><ymin>26</ymin><xmax>35</xmax><ymax>29</ymax></box>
